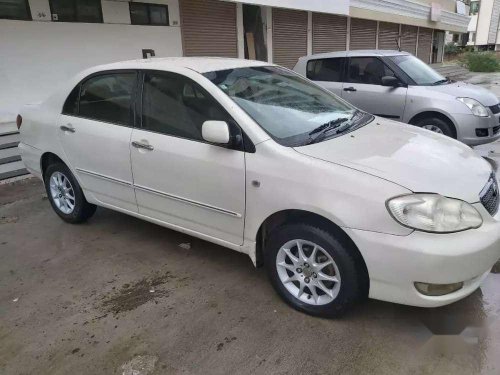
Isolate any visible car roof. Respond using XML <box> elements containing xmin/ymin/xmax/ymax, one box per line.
<box><xmin>89</xmin><ymin>57</ymin><xmax>271</xmax><ymax>74</ymax></box>
<box><xmin>298</xmin><ymin>50</ymin><xmax>410</xmax><ymax>61</ymax></box>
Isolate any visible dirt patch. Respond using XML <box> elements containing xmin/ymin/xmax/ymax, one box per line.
<box><xmin>100</xmin><ymin>272</ymin><xmax>173</xmax><ymax>315</ymax></box>
<box><xmin>0</xmin><ymin>216</ymin><xmax>18</xmax><ymax>224</ymax></box>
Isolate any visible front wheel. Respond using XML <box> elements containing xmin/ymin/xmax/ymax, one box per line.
<box><xmin>44</xmin><ymin>162</ymin><xmax>96</xmax><ymax>223</ymax></box>
<box><xmin>414</xmin><ymin>117</ymin><xmax>455</xmax><ymax>138</ymax></box>
<box><xmin>265</xmin><ymin>224</ymin><xmax>364</xmax><ymax>318</ymax></box>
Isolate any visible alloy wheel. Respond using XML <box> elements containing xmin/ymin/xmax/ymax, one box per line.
<box><xmin>276</xmin><ymin>239</ymin><xmax>341</xmax><ymax>305</ymax></box>
<box><xmin>49</xmin><ymin>171</ymin><xmax>76</xmax><ymax>214</ymax></box>
<box><xmin>422</xmin><ymin>124</ymin><xmax>444</xmax><ymax>134</ymax></box>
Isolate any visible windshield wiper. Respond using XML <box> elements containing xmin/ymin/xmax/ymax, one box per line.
<box><xmin>307</xmin><ymin>117</ymin><xmax>349</xmax><ymax>144</ymax></box>
<box><xmin>431</xmin><ymin>79</ymin><xmax>449</xmax><ymax>86</ymax></box>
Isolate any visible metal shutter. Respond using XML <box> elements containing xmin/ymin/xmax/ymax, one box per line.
<box><xmin>179</xmin><ymin>0</ymin><xmax>237</xmax><ymax>57</ymax></box>
<box><xmin>349</xmin><ymin>18</ymin><xmax>377</xmax><ymax>50</ymax></box>
<box><xmin>312</xmin><ymin>13</ymin><xmax>347</xmax><ymax>54</ymax></box>
<box><xmin>417</xmin><ymin>27</ymin><xmax>433</xmax><ymax>63</ymax></box>
<box><xmin>272</xmin><ymin>8</ymin><xmax>308</xmax><ymax>69</ymax></box>
<box><xmin>378</xmin><ymin>22</ymin><xmax>399</xmax><ymax>50</ymax></box>
<box><xmin>400</xmin><ymin>25</ymin><xmax>418</xmax><ymax>54</ymax></box>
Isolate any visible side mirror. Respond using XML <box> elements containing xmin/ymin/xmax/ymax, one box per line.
<box><xmin>381</xmin><ymin>76</ymin><xmax>402</xmax><ymax>87</ymax></box>
<box><xmin>202</xmin><ymin>120</ymin><xmax>230</xmax><ymax>144</ymax></box>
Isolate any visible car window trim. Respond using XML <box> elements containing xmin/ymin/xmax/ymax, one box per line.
<box><xmin>61</xmin><ymin>69</ymin><xmax>139</xmax><ymax>128</ymax></box>
<box><xmin>346</xmin><ymin>56</ymin><xmax>406</xmax><ymax>86</ymax></box>
<box><xmin>137</xmin><ymin>69</ymin><xmax>254</xmax><ymax>153</ymax></box>
<box><xmin>306</xmin><ymin>57</ymin><xmax>346</xmax><ymax>82</ymax></box>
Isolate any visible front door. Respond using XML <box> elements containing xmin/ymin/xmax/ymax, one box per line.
<box><xmin>58</xmin><ymin>71</ymin><xmax>138</xmax><ymax>212</ymax></box>
<box><xmin>130</xmin><ymin>71</ymin><xmax>246</xmax><ymax>245</ymax></box>
<box><xmin>342</xmin><ymin>57</ymin><xmax>407</xmax><ymax>120</ymax></box>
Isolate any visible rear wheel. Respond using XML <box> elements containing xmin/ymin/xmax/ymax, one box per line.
<box><xmin>44</xmin><ymin>163</ymin><xmax>96</xmax><ymax>223</ymax></box>
<box><xmin>265</xmin><ymin>224</ymin><xmax>364</xmax><ymax>318</ymax></box>
<box><xmin>414</xmin><ymin>116</ymin><xmax>455</xmax><ymax>138</ymax></box>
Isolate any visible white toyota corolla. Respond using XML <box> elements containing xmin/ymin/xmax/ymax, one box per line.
<box><xmin>18</xmin><ymin>58</ymin><xmax>500</xmax><ymax>317</ymax></box>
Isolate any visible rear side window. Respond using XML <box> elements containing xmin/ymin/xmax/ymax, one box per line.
<box><xmin>62</xmin><ymin>85</ymin><xmax>80</xmax><ymax>116</ymax></box>
<box><xmin>79</xmin><ymin>73</ymin><xmax>136</xmax><ymax>125</ymax></box>
<box><xmin>141</xmin><ymin>71</ymin><xmax>230</xmax><ymax>141</ymax></box>
<box><xmin>306</xmin><ymin>58</ymin><xmax>345</xmax><ymax>82</ymax></box>
<box><xmin>347</xmin><ymin>57</ymin><xmax>395</xmax><ymax>85</ymax></box>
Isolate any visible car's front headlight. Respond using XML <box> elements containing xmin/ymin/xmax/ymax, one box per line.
<box><xmin>387</xmin><ymin>194</ymin><xmax>483</xmax><ymax>233</ymax></box>
<box><xmin>457</xmin><ymin>97</ymin><xmax>489</xmax><ymax>117</ymax></box>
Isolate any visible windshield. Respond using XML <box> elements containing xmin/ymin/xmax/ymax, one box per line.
<box><xmin>389</xmin><ymin>55</ymin><xmax>446</xmax><ymax>85</ymax></box>
<box><xmin>203</xmin><ymin>66</ymin><xmax>373</xmax><ymax>146</ymax></box>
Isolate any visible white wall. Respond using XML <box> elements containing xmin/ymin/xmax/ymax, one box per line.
<box><xmin>0</xmin><ymin>20</ymin><xmax>182</xmax><ymax>118</ymax></box>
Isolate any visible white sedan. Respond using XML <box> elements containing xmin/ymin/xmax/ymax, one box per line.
<box><xmin>18</xmin><ymin>57</ymin><xmax>500</xmax><ymax>317</ymax></box>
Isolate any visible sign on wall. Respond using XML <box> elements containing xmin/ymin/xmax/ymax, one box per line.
<box><xmin>226</xmin><ymin>0</ymin><xmax>350</xmax><ymax>16</ymax></box>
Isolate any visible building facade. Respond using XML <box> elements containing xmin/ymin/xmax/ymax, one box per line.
<box><xmin>464</xmin><ymin>0</ymin><xmax>500</xmax><ymax>49</ymax></box>
<box><xmin>0</xmin><ymin>0</ymin><xmax>470</xmax><ymax>118</ymax></box>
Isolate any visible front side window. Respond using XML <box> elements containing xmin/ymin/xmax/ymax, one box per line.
<box><xmin>141</xmin><ymin>72</ymin><xmax>230</xmax><ymax>141</ymax></box>
<box><xmin>130</xmin><ymin>3</ymin><xmax>169</xmax><ymax>26</ymax></box>
<box><xmin>388</xmin><ymin>54</ymin><xmax>445</xmax><ymax>85</ymax></box>
<box><xmin>307</xmin><ymin>58</ymin><xmax>346</xmax><ymax>82</ymax></box>
<box><xmin>50</xmin><ymin>0</ymin><xmax>102</xmax><ymax>23</ymax></box>
<box><xmin>204</xmin><ymin>66</ymin><xmax>372</xmax><ymax>146</ymax></box>
<box><xmin>78</xmin><ymin>73</ymin><xmax>136</xmax><ymax>125</ymax></box>
<box><xmin>0</xmin><ymin>0</ymin><xmax>31</xmax><ymax>20</ymax></box>
<box><xmin>347</xmin><ymin>57</ymin><xmax>395</xmax><ymax>85</ymax></box>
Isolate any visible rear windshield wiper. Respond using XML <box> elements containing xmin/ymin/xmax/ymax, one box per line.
<box><xmin>431</xmin><ymin>79</ymin><xmax>449</xmax><ymax>86</ymax></box>
<box><xmin>307</xmin><ymin>117</ymin><xmax>349</xmax><ymax>144</ymax></box>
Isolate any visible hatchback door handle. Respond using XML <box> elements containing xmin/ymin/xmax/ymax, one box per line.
<box><xmin>131</xmin><ymin>141</ymin><xmax>154</xmax><ymax>151</ymax></box>
<box><xmin>343</xmin><ymin>87</ymin><xmax>357</xmax><ymax>92</ymax></box>
<box><xmin>60</xmin><ymin>124</ymin><xmax>75</xmax><ymax>133</ymax></box>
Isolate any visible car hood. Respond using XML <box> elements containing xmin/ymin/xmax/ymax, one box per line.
<box><xmin>427</xmin><ymin>81</ymin><xmax>498</xmax><ymax>106</ymax></box>
<box><xmin>294</xmin><ymin>119</ymin><xmax>492</xmax><ymax>203</ymax></box>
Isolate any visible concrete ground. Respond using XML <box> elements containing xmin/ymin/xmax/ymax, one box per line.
<box><xmin>1</xmin><ymin>178</ymin><xmax>500</xmax><ymax>375</ymax></box>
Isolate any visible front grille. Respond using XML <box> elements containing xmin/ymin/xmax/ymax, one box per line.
<box><xmin>494</xmin><ymin>125</ymin><xmax>500</xmax><ymax>135</ymax></box>
<box><xmin>490</xmin><ymin>104</ymin><xmax>500</xmax><ymax>114</ymax></box>
<box><xmin>480</xmin><ymin>174</ymin><xmax>499</xmax><ymax>216</ymax></box>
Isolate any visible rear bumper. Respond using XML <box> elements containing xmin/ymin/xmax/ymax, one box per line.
<box><xmin>18</xmin><ymin>142</ymin><xmax>43</xmax><ymax>179</ymax></box>
<box><xmin>452</xmin><ymin>113</ymin><xmax>500</xmax><ymax>146</ymax></box>
<box><xmin>345</xmin><ymin>205</ymin><xmax>500</xmax><ymax>307</ymax></box>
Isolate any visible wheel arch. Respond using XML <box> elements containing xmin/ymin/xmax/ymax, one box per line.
<box><xmin>408</xmin><ymin>111</ymin><xmax>457</xmax><ymax>138</ymax></box>
<box><xmin>40</xmin><ymin>152</ymin><xmax>65</xmax><ymax>179</ymax></box>
<box><xmin>255</xmin><ymin>209</ymin><xmax>369</xmax><ymax>296</ymax></box>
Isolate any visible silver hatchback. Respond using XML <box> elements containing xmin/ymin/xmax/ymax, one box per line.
<box><xmin>294</xmin><ymin>50</ymin><xmax>500</xmax><ymax>146</ymax></box>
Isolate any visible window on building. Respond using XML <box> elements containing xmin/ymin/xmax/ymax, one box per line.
<box><xmin>347</xmin><ymin>57</ymin><xmax>396</xmax><ymax>85</ymax></box>
<box><xmin>470</xmin><ymin>1</ymin><xmax>480</xmax><ymax>15</ymax></box>
<box><xmin>142</xmin><ymin>72</ymin><xmax>230</xmax><ymax>141</ymax></box>
<box><xmin>306</xmin><ymin>58</ymin><xmax>346</xmax><ymax>82</ymax></box>
<box><xmin>130</xmin><ymin>3</ymin><xmax>169</xmax><ymax>26</ymax></box>
<box><xmin>50</xmin><ymin>0</ymin><xmax>103</xmax><ymax>23</ymax></box>
<box><xmin>0</xmin><ymin>0</ymin><xmax>31</xmax><ymax>20</ymax></box>
<box><xmin>79</xmin><ymin>73</ymin><xmax>136</xmax><ymax>125</ymax></box>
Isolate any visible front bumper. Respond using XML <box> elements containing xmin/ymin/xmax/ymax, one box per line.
<box><xmin>453</xmin><ymin>112</ymin><xmax>500</xmax><ymax>146</ymax></box>
<box><xmin>345</xmin><ymin>204</ymin><xmax>500</xmax><ymax>307</ymax></box>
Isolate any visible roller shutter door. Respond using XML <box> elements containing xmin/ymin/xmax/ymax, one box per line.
<box><xmin>378</xmin><ymin>22</ymin><xmax>399</xmax><ymax>50</ymax></box>
<box><xmin>312</xmin><ymin>13</ymin><xmax>347</xmax><ymax>54</ymax></box>
<box><xmin>417</xmin><ymin>28</ymin><xmax>433</xmax><ymax>63</ymax></box>
<box><xmin>272</xmin><ymin>8</ymin><xmax>308</xmax><ymax>69</ymax></box>
<box><xmin>400</xmin><ymin>25</ymin><xmax>418</xmax><ymax>54</ymax></box>
<box><xmin>179</xmin><ymin>0</ymin><xmax>237</xmax><ymax>57</ymax></box>
<box><xmin>349</xmin><ymin>18</ymin><xmax>377</xmax><ymax>50</ymax></box>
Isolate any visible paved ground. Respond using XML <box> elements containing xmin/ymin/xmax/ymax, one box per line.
<box><xmin>1</xmin><ymin>179</ymin><xmax>500</xmax><ymax>375</ymax></box>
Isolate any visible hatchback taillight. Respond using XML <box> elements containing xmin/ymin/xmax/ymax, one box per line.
<box><xmin>16</xmin><ymin>114</ymin><xmax>22</xmax><ymax>129</ymax></box>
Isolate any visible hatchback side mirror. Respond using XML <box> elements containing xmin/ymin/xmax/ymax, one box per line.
<box><xmin>381</xmin><ymin>76</ymin><xmax>402</xmax><ymax>87</ymax></box>
<box><xmin>202</xmin><ymin>120</ymin><xmax>230</xmax><ymax>144</ymax></box>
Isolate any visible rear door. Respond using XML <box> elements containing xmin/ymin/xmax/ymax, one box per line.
<box><xmin>305</xmin><ymin>57</ymin><xmax>346</xmax><ymax>96</ymax></box>
<box><xmin>130</xmin><ymin>70</ymin><xmax>246</xmax><ymax>245</ymax></box>
<box><xmin>58</xmin><ymin>71</ymin><xmax>138</xmax><ymax>212</ymax></box>
<box><xmin>342</xmin><ymin>57</ymin><xmax>407</xmax><ymax>120</ymax></box>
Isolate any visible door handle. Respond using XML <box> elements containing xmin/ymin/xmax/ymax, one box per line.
<box><xmin>343</xmin><ymin>87</ymin><xmax>357</xmax><ymax>92</ymax></box>
<box><xmin>131</xmin><ymin>141</ymin><xmax>154</xmax><ymax>151</ymax></box>
<box><xmin>60</xmin><ymin>124</ymin><xmax>75</xmax><ymax>133</ymax></box>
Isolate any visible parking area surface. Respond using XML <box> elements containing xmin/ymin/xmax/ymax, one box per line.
<box><xmin>1</xmin><ymin>178</ymin><xmax>500</xmax><ymax>375</ymax></box>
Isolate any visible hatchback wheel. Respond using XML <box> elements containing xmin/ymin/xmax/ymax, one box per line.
<box><xmin>415</xmin><ymin>117</ymin><xmax>455</xmax><ymax>138</ymax></box>
<box><xmin>44</xmin><ymin>163</ymin><xmax>96</xmax><ymax>223</ymax></box>
<box><xmin>265</xmin><ymin>224</ymin><xmax>364</xmax><ymax>318</ymax></box>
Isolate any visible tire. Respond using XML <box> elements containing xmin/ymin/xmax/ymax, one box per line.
<box><xmin>414</xmin><ymin>116</ymin><xmax>455</xmax><ymax>138</ymax></box>
<box><xmin>44</xmin><ymin>162</ymin><xmax>96</xmax><ymax>224</ymax></box>
<box><xmin>265</xmin><ymin>224</ymin><xmax>364</xmax><ymax>318</ymax></box>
